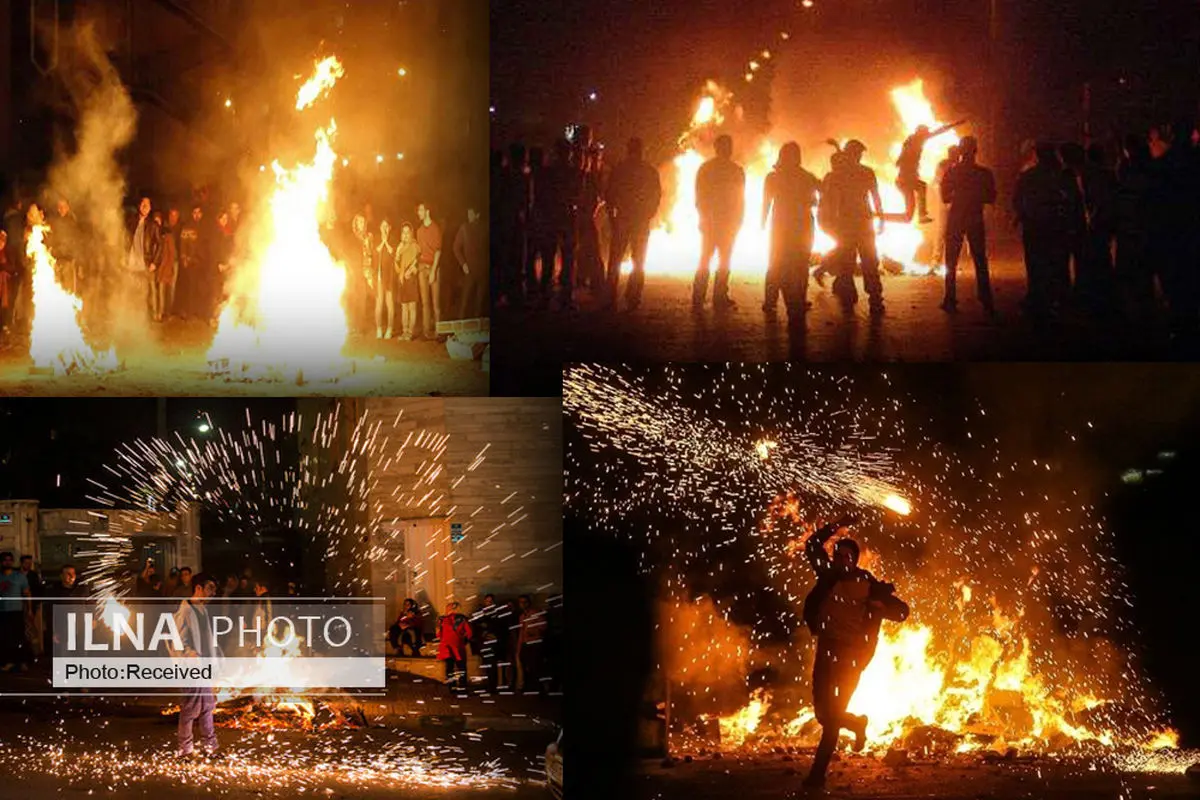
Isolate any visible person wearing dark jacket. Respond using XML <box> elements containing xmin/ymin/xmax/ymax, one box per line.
<box><xmin>762</xmin><ymin>142</ymin><xmax>820</xmax><ymax>320</ymax></box>
<box><xmin>606</xmin><ymin>137</ymin><xmax>663</xmax><ymax>310</ymax></box>
<box><xmin>1013</xmin><ymin>144</ymin><xmax>1073</xmax><ymax>317</ymax></box>
<box><xmin>471</xmin><ymin>594</ymin><xmax>506</xmax><ymax>692</ymax></box>
<box><xmin>940</xmin><ymin>136</ymin><xmax>996</xmax><ymax>313</ymax></box>
<box><xmin>800</xmin><ymin>517</ymin><xmax>909</xmax><ymax>791</ymax></box>
<box><xmin>177</xmin><ymin>206</ymin><xmax>206</xmax><ymax>320</ymax></box>
<box><xmin>125</xmin><ymin>197</ymin><xmax>163</xmax><ymax>320</ymax></box>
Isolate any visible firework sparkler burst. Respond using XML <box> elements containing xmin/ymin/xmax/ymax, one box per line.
<box><xmin>24</xmin><ymin>216</ymin><xmax>118</xmax><ymax>375</ymax></box>
<box><xmin>207</xmin><ymin>55</ymin><xmax>350</xmax><ymax>383</ymax></box>
<box><xmin>565</xmin><ymin>364</ymin><xmax>1197</xmax><ymax>775</ymax></box>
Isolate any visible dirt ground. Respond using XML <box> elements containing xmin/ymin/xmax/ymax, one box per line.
<box><xmin>0</xmin><ymin>318</ymin><xmax>488</xmax><ymax>396</ymax></box>
<box><xmin>634</xmin><ymin>749</ymin><xmax>1200</xmax><ymax>799</ymax></box>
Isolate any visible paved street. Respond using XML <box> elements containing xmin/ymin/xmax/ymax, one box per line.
<box><xmin>0</xmin><ymin>704</ymin><xmax>551</xmax><ymax>798</ymax></box>
<box><xmin>493</xmin><ymin>250</ymin><xmax>1197</xmax><ymax>394</ymax></box>
<box><xmin>631</xmin><ymin>749</ymin><xmax>1200</xmax><ymax>799</ymax></box>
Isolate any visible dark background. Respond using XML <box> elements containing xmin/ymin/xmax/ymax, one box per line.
<box><xmin>566</xmin><ymin>364</ymin><xmax>1200</xmax><ymax>795</ymax></box>
<box><xmin>493</xmin><ymin>0</ymin><xmax>1200</xmax><ymax>181</ymax></box>
<box><xmin>0</xmin><ymin>398</ymin><xmax>309</xmax><ymax>590</ymax></box>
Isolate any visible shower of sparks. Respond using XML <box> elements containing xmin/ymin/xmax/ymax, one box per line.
<box><xmin>0</xmin><ymin>728</ymin><xmax>526</xmax><ymax>792</ymax></box>
<box><xmin>64</xmin><ymin>403</ymin><xmax>559</xmax><ymax>630</ymax></box>
<box><xmin>564</xmin><ymin>364</ymin><xmax>1191</xmax><ymax>773</ymax></box>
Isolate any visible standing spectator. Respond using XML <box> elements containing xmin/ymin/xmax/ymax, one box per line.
<box><xmin>517</xmin><ymin>594</ymin><xmax>547</xmax><ymax>695</ymax></box>
<box><xmin>416</xmin><ymin>203</ymin><xmax>443</xmax><ymax>338</ymax></box>
<box><xmin>694</xmin><ymin>135</ymin><xmax>745</xmax><ymax>309</ymax></box>
<box><xmin>940</xmin><ymin>136</ymin><xmax>997</xmax><ymax>314</ymax></box>
<box><xmin>210</xmin><ymin>211</ymin><xmax>235</xmax><ymax>327</ymax></box>
<box><xmin>436</xmin><ymin>600</ymin><xmax>472</xmax><ymax>694</ymax></box>
<box><xmin>388</xmin><ymin>597</ymin><xmax>423</xmax><ymax>656</ymax></box>
<box><xmin>19</xmin><ymin>555</ymin><xmax>43</xmax><ymax>661</ymax></box>
<box><xmin>472</xmin><ymin>594</ymin><xmax>504</xmax><ymax>692</ymax></box>
<box><xmin>606</xmin><ymin>137</ymin><xmax>662</xmax><ymax>311</ymax></box>
<box><xmin>169</xmin><ymin>573</ymin><xmax>220</xmax><ymax>758</ymax></box>
<box><xmin>373</xmin><ymin>219</ymin><xmax>396</xmax><ymax>338</ymax></box>
<box><xmin>156</xmin><ymin>208</ymin><xmax>180</xmax><ymax>321</ymax></box>
<box><xmin>395</xmin><ymin>223</ymin><xmax>421</xmax><ymax>341</ymax></box>
<box><xmin>50</xmin><ymin>198</ymin><xmax>80</xmax><ymax>294</ymax></box>
<box><xmin>2</xmin><ymin>197</ymin><xmax>26</xmax><ymax>334</ymax></box>
<box><xmin>497</xmin><ymin>144</ymin><xmax>531</xmax><ymax>307</ymax></box>
<box><xmin>163</xmin><ymin>567</ymin><xmax>179</xmax><ymax>598</ymax></box>
<box><xmin>0</xmin><ymin>552</ymin><xmax>31</xmax><ymax>672</ymax></box>
<box><xmin>125</xmin><ymin>197</ymin><xmax>162</xmax><ymax>321</ymax></box>
<box><xmin>177</xmin><ymin>206</ymin><xmax>205</xmax><ymax>320</ymax></box>
<box><xmin>453</xmin><ymin>206</ymin><xmax>488</xmax><ymax>318</ymax></box>
<box><xmin>1014</xmin><ymin>143</ymin><xmax>1073</xmax><ymax>317</ymax></box>
<box><xmin>175</xmin><ymin>566</ymin><xmax>194</xmax><ymax>598</ymax></box>
<box><xmin>44</xmin><ymin>563</ymin><xmax>87</xmax><ymax>657</ymax></box>
<box><xmin>350</xmin><ymin>214</ymin><xmax>374</xmax><ymax>336</ymax></box>
<box><xmin>136</xmin><ymin>560</ymin><xmax>157</xmax><ymax>596</ymax></box>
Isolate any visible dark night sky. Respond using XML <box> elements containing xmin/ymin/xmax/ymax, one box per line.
<box><xmin>566</xmin><ymin>365</ymin><xmax>1200</xmax><ymax>747</ymax></box>
<box><xmin>492</xmin><ymin>0</ymin><xmax>1200</xmax><ymax>172</ymax></box>
<box><xmin>0</xmin><ymin>399</ymin><xmax>296</xmax><ymax>508</ymax></box>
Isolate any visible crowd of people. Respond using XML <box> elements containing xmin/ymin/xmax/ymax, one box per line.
<box><xmin>0</xmin><ymin>551</ymin><xmax>86</xmax><ymax>671</ymax></box>
<box><xmin>0</xmin><ymin>186</ymin><xmax>488</xmax><ymax>343</ymax></box>
<box><xmin>495</xmin><ymin>119</ymin><xmax>1200</xmax><ymax>340</ymax></box>
<box><xmin>387</xmin><ymin>592</ymin><xmax>557</xmax><ymax>696</ymax></box>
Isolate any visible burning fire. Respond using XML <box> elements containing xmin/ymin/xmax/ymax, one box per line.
<box><xmin>631</xmin><ymin>79</ymin><xmax>960</xmax><ymax>278</ymax></box>
<box><xmin>207</xmin><ymin>55</ymin><xmax>350</xmax><ymax>383</ymax></box>
<box><xmin>881</xmin><ymin>493</ymin><xmax>912</xmax><ymax>515</ymax></box>
<box><xmin>24</xmin><ymin>215</ymin><xmax>117</xmax><ymax>375</ymax></box>
<box><xmin>754</xmin><ymin>439</ymin><xmax>778</xmax><ymax>460</ymax></box>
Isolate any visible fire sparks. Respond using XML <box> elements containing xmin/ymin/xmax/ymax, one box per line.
<box><xmin>881</xmin><ymin>493</ymin><xmax>912</xmax><ymax>515</ymax></box>
<box><xmin>565</xmin><ymin>364</ymin><xmax>1191</xmax><ymax>776</ymax></box>
<box><xmin>208</xmin><ymin>56</ymin><xmax>349</xmax><ymax>382</ymax></box>
<box><xmin>632</xmin><ymin>78</ymin><xmax>961</xmax><ymax>278</ymax></box>
<box><xmin>24</xmin><ymin>217</ymin><xmax>117</xmax><ymax>375</ymax></box>
<box><xmin>754</xmin><ymin>439</ymin><xmax>778</xmax><ymax>460</ymax></box>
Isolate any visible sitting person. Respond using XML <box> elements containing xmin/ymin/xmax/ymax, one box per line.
<box><xmin>388</xmin><ymin>598</ymin><xmax>423</xmax><ymax>656</ymax></box>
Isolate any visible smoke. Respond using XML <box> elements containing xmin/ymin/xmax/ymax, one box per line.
<box><xmin>41</xmin><ymin>20</ymin><xmax>145</xmax><ymax>354</ymax></box>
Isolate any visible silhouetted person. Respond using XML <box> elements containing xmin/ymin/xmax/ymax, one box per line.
<box><xmin>930</xmin><ymin>144</ymin><xmax>961</xmax><ymax>269</ymax></box>
<box><xmin>529</xmin><ymin>139</ymin><xmax>580</xmax><ymax>308</ymax></box>
<box><xmin>1115</xmin><ymin>135</ymin><xmax>1153</xmax><ymax>316</ymax></box>
<box><xmin>761</xmin><ymin>141</ymin><xmax>820</xmax><ymax>320</ymax></box>
<box><xmin>896</xmin><ymin>121</ymin><xmax>961</xmax><ymax>223</ymax></box>
<box><xmin>940</xmin><ymin>136</ymin><xmax>996</xmax><ymax>313</ymax></box>
<box><xmin>821</xmin><ymin>140</ymin><xmax>885</xmax><ymax>315</ymax></box>
<box><xmin>498</xmin><ymin>144</ymin><xmax>531</xmax><ymax>306</ymax></box>
<box><xmin>1079</xmin><ymin>143</ymin><xmax>1119</xmax><ymax>314</ymax></box>
<box><xmin>1060</xmin><ymin>143</ymin><xmax>1088</xmax><ymax>298</ymax></box>
<box><xmin>605</xmin><ymin>137</ymin><xmax>662</xmax><ymax>310</ymax></box>
<box><xmin>1014</xmin><ymin>143</ymin><xmax>1072</xmax><ymax>317</ymax></box>
<box><xmin>693</xmin><ymin>134</ymin><xmax>745</xmax><ymax>309</ymax></box>
<box><xmin>576</xmin><ymin>145</ymin><xmax>606</xmax><ymax>293</ymax></box>
<box><xmin>801</xmin><ymin>518</ymin><xmax>909</xmax><ymax>790</ymax></box>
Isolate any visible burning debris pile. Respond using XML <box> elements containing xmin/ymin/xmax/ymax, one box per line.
<box><xmin>632</xmin><ymin>78</ymin><xmax>959</xmax><ymax>278</ymax></box>
<box><xmin>161</xmin><ymin>694</ymin><xmax>367</xmax><ymax>731</ymax></box>
<box><xmin>565</xmin><ymin>365</ymin><xmax>1198</xmax><ymax>775</ymax></box>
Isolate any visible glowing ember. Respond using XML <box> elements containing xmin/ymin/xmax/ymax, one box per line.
<box><xmin>881</xmin><ymin>493</ymin><xmax>912</xmax><ymax>515</ymax></box>
<box><xmin>25</xmin><ymin>217</ymin><xmax>117</xmax><ymax>375</ymax></box>
<box><xmin>631</xmin><ymin>78</ymin><xmax>960</xmax><ymax>278</ymax></box>
<box><xmin>755</xmin><ymin>439</ymin><xmax>778</xmax><ymax>460</ymax></box>
<box><xmin>207</xmin><ymin>56</ymin><xmax>349</xmax><ymax>382</ymax></box>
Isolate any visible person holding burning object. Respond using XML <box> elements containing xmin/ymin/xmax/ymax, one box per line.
<box><xmin>694</xmin><ymin>134</ymin><xmax>745</xmax><ymax>310</ymax></box>
<box><xmin>437</xmin><ymin>600</ymin><xmax>472</xmax><ymax>694</ymax></box>
<box><xmin>168</xmin><ymin>572</ymin><xmax>221</xmax><ymax>759</ymax></box>
<box><xmin>799</xmin><ymin>516</ymin><xmax>909</xmax><ymax>791</ymax></box>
